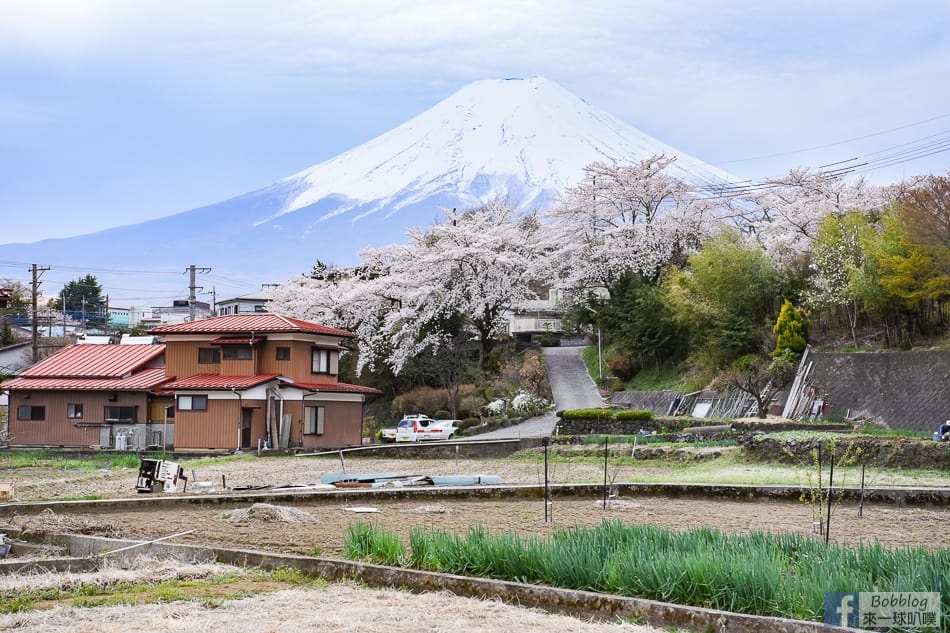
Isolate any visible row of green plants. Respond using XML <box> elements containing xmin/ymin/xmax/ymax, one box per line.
<box><xmin>345</xmin><ymin>519</ymin><xmax>949</xmax><ymax>624</ymax></box>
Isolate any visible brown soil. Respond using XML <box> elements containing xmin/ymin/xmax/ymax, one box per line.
<box><xmin>8</xmin><ymin>495</ymin><xmax>945</xmax><ymax>559</ymax></box>
<box><xmin>2</xmin><ymin>455</ymin><xmax>946</xmax><ymax>633</ymax></box>
<box><xmin>3</xmin><ymin>454</ymin><xmax>947</xmax><ymax>556</ymax></box>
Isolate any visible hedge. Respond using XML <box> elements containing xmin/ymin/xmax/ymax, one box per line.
<box><xmin>559</xmin><ymin>408</ymin><xmax>614</xmax><ymax>420</ymax></box>
<box><xmin>558</xmin><ymin>408</ymin><xmax>653</xmax><ymax>421</ymax></box>
<box><xmin>614</xmin><ymin>409</ymin><xmax>654</xmax><ymax>421</ymax></box>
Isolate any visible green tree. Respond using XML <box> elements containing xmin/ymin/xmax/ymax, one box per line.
<box><xmin>666</xmin><ymin>230</ymin><xmax>781</xmax><ymax>371</ymax></box>
<box><xmin>49</xmin><ymin>275</ymin><xmax>106</xmax><ymax>319</ymax></box>
<box><xmin>772</xmin><ymin>299</ymin><xmax>806</xmax><ymax>358</ymax></box>
<box><xmin>580</xmin><ymin>272</ymin><xmax>685</xmax><ymax>378</ymax></box>
<box><xmin>1</xmin><ymin>319</ymin><xmax>14</xmax><ymax>346</ymax></box>
<box><xmin>872</xmin><ymin>176</ymin><xmax>950</xmax><ymax>343</ymax></box>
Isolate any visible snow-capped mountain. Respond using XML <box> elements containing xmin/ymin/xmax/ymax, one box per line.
<box><xmin>0</xmin><ymin>76</ymin><xmax>734</xmax><ymax>302</ymax></box>
<box><xmin>271</xmin><ymin>76</ymin><xmax>732</xmax><ymax>224</ymax></box>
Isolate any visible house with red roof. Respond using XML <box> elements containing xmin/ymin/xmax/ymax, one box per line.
<box><xmin>150</xmin><ymin>313</ymin><xmax>379</xmax><ymax>450</ymax></box>
<box><xmin>3</xmin><ymin>344</ymin><xmax>174</xmax><ymax>449</ymax></box>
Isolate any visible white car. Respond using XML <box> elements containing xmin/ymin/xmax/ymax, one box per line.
<box><xmin>395</xmin><ymin>415</ymin><xmax>459</xmax><ymax>442</ymax></box>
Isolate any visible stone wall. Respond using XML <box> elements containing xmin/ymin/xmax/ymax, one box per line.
<box><xmin>555</xmin><ymin>416</ymin><xmax>849</xmax><ymax>436</ymax></box>
<box><xmin>744</xmin><ymin>434</ymin><xmax>950</xmax><ymax>469</ymax></box>
<box><xmin>805</xmin><ymin>351</ymin><xmax>950</xmax><ymax>432</ymax></box>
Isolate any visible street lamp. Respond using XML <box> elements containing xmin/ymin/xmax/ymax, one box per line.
<box><xmin>582</xmin><ymin>305</ymin><xmax>603</xmax><ymax>383</ymax></box>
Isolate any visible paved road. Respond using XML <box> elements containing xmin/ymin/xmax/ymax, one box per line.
<box><xmin>542</xmin><ymin>345</ymin><xmax>605</xmax><ymax>411</ymax></box>
<box><xmin>468</xmin><ymin>345</ymin><xmax>604</xmax><ymax>439</ymax></box>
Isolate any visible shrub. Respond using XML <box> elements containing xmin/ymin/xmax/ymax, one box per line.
<box><xmin>538</xmin><ymin>335</ymin><xmax>561</xmax><ymax>347</ymax></box>
<box><xmin>362</xmin><ymin>415</ymin><xmax>380</xmax><ymax>439</ymax></box>
<box><xmin>511</xmin><ymin>392</ymin><xmax>550</xmax><ymax>417</ymax></box>
<box><xmin>560</xmin><ymin>408</ymin><xmax>613</xmax><ymax>420</ymax></box>
<box><xmin>457</xmin><ymin>418</ymin><xmax>481</xmax><ymax>430</ymax></box>
<box><xmin>486</xmin><ymin>399</ymin><xmax>506</xmax><ymax>416</ymax></box>
<box><xmin>615</xmin><ymin>409</ymin><xmax>653</xmax><ymax>421</ymax></box>
<box><xmin>433</xmin><ymin>410</ymin><xmax>451</xmax><ymax>420</ymax></box>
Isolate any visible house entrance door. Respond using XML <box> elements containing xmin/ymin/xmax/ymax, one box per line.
<box><xmin>241</xmin><ymin>408</ymin><xmax>253</xmax><ymax>449</ymax></box>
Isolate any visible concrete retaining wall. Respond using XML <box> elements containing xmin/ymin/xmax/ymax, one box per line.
<box><xmin>2</xmin><ymin>482</ymin><xmax>947</xmax><ymax>518</ymax></box>
<box><xmin>23</xmin><ymin>532</ymin><xmax>853</xmax><ymax>633</ymax></box>
<box><xmin>806</xmin><ymin>351</ymin><xmax>950</xmax><ymax>432</ymax></box>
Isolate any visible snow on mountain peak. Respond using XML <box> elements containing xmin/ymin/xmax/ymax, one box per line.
<box><xmin>272</xmin><ymin>76</ymin><xmax>734</xmax><ymax>224</ymax></box>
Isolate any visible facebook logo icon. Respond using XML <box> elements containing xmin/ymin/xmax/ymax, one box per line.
<box><xmin>825</xmin><ymin>592</ymin><xmax>860</xmax><ymax>627</ymax></box>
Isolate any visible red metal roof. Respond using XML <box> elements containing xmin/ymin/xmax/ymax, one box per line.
<box><xmin>5</xmin><ymin>367</ymin><xmax>170</xmax><ymax>391</ymax></box>
<box><xmin>163</xmin><ymin>373</ymin><xmax>281</xmax><ymax>390</ymax></box>
<box><xmin>19</xmin><ymin>344</ymin><xmax>165</xmax><ymax>379</ymax></box>
<box><xmin>283</xmin><ymin>381</ymin><xmax>382</xmax><ymax>394</ymax></box>
<box><xmin>150</xmin><ymin>314</ymin><xmax>354</xmax><ymax>338</ymax></box>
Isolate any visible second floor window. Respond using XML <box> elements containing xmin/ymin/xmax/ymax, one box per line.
<box><xmin>67</xmin><ymin>403</ymin><xmax>83</xmax><ymax>419</ymax></box>
<box><xmin>198</xmin><ymin>348</ymin><xmax>220</xmax><ymax>364</ymax></box>
<box><xmin>312</xmin><ymin>348</ymin><xmax>331</xmax><ymax>374</ymax></box>
<box><xmin>276</xmin><ymin>347</ymin><xmax>291</xmax><ymax>361</ymax></box>
<box><xmin>222</xmin><ymin>346</ymin><xmax>252</xmax><ymax>360</ymax></box>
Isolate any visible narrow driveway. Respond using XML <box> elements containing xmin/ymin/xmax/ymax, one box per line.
<box><xmin>543</xmin><ymin>345</ymin><xmax>605</xmax><ymax>411</ymax></box>
<box><xmin>468</xmin><ymin>345</ymin><xmax>604</xmax><ymax>439</ymax></box>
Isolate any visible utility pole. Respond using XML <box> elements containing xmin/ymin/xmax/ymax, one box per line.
<box><xmin>30</xmin><ymin>264</ymin><xmax>50</xmax><ymax>363</ymax></box>
<box><xmin>184</xmin><ymin>265</ymin><xmax>211</xmax><ymax>322</ymax></box>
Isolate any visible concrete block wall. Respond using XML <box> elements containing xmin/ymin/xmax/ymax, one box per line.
<box><xmin>807</xmin><ymin>351</ymin><xmax>950</xmax><ymax>432</ymax></box>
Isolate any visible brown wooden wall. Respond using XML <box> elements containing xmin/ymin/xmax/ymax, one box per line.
<box><xmin>166</xmin><ymin>341</ymin><xmax>216</xmax><ymax>379</ymax></box>
<box><xmin>292</xmin><ymin>399</ymin><xmax>363</xmax><ymax>449</ymax></box>
<box><xmin>257</xmin><ymin>340</ymin><xmax>340</xmax><ymax>382</ymax></box>
<box><xmin>7</xmin><ymin>390</ymin><xmax>150</xmax><ymax>447</ymax></box>
<box><xmin>165</xmin><ymin>339</ymin><xmax>339</xmax><ymax>384</ymax></box>
<box><xmin>173</xmin><ymin>398</ymin><xmax>267</xmax><ymax>450</ymax></box>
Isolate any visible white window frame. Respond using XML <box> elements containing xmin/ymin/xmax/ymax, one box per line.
<box><xmin>304</xmin><ymin>405</ymin><xmax>325</xmax><ymax>435</ymax></box>
<box><xmin>312</xmin><ymin>348</ymin><xmax>330</xmax><ymax>374</ymax></box>
<box><xmin>178</xmin><ymin>395</ymin><xmax>208</xmax><ymax>412</ymax></box>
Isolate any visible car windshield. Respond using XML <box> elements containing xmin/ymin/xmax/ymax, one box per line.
<box><xmin>397</xmin><ymin>420</ymin><xmax>411</xmax><ymax>428</ymax></box>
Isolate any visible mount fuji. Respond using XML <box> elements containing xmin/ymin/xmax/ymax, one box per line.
<box><xmin>1</xmin><ymin>76</ymin><xmax>734</xmax><ymax>301</ymax></box>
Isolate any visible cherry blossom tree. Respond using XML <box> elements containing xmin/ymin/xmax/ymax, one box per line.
<box><xmin>268</xmin><ymin>200</ymin><xmax>545</xmax><ymax>375</ymax></box>
<box><xmin>545</xmin><ymin>155</ymin><xmax>712</xmax><ymax>297</ymax></box>
<box><xmin>729</xmin><ymin>168</ymin><xmax>886</xmax><ymax>260</ymax></box>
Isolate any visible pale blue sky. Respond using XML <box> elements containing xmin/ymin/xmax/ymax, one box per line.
<box><xmin>2</xmin><ymin>0</ymin><xmax>949</xmax><ymax>248</ymax></box>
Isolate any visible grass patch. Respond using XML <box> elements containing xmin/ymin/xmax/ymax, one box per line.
<box><xmin>510</xmin><ymin>447</ymin><xmax>950</xmax><ymax>487</ymax></box>
<box><xmin>624</xmin><ymin>362</ymin><xmax>686</xmax><ymax>391</ymax></box>
<box><xmin>578</xmin><ymin>435</ymin><xmax>736</xmax><ymax>449</ymax></box>
<box><xmin>0</xmin><ymin>567</ymin><xmax>327</xmax><ymax>613</ymax></box>
<box><xmin>759</xmin><ymin>430</ymin><xmax>929</xmax><ymax>441</ymax></box>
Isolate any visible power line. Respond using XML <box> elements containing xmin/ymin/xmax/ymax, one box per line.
<box><xmin>718</xmin><ymin>112</ymin><xmax>950</xmax><ymax>164</ymax></box>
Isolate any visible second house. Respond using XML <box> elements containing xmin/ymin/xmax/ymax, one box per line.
<box><xmin>152</xmin><ymin>313</ymin><xmax>379</xmax><ymax>450</ymax></box>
